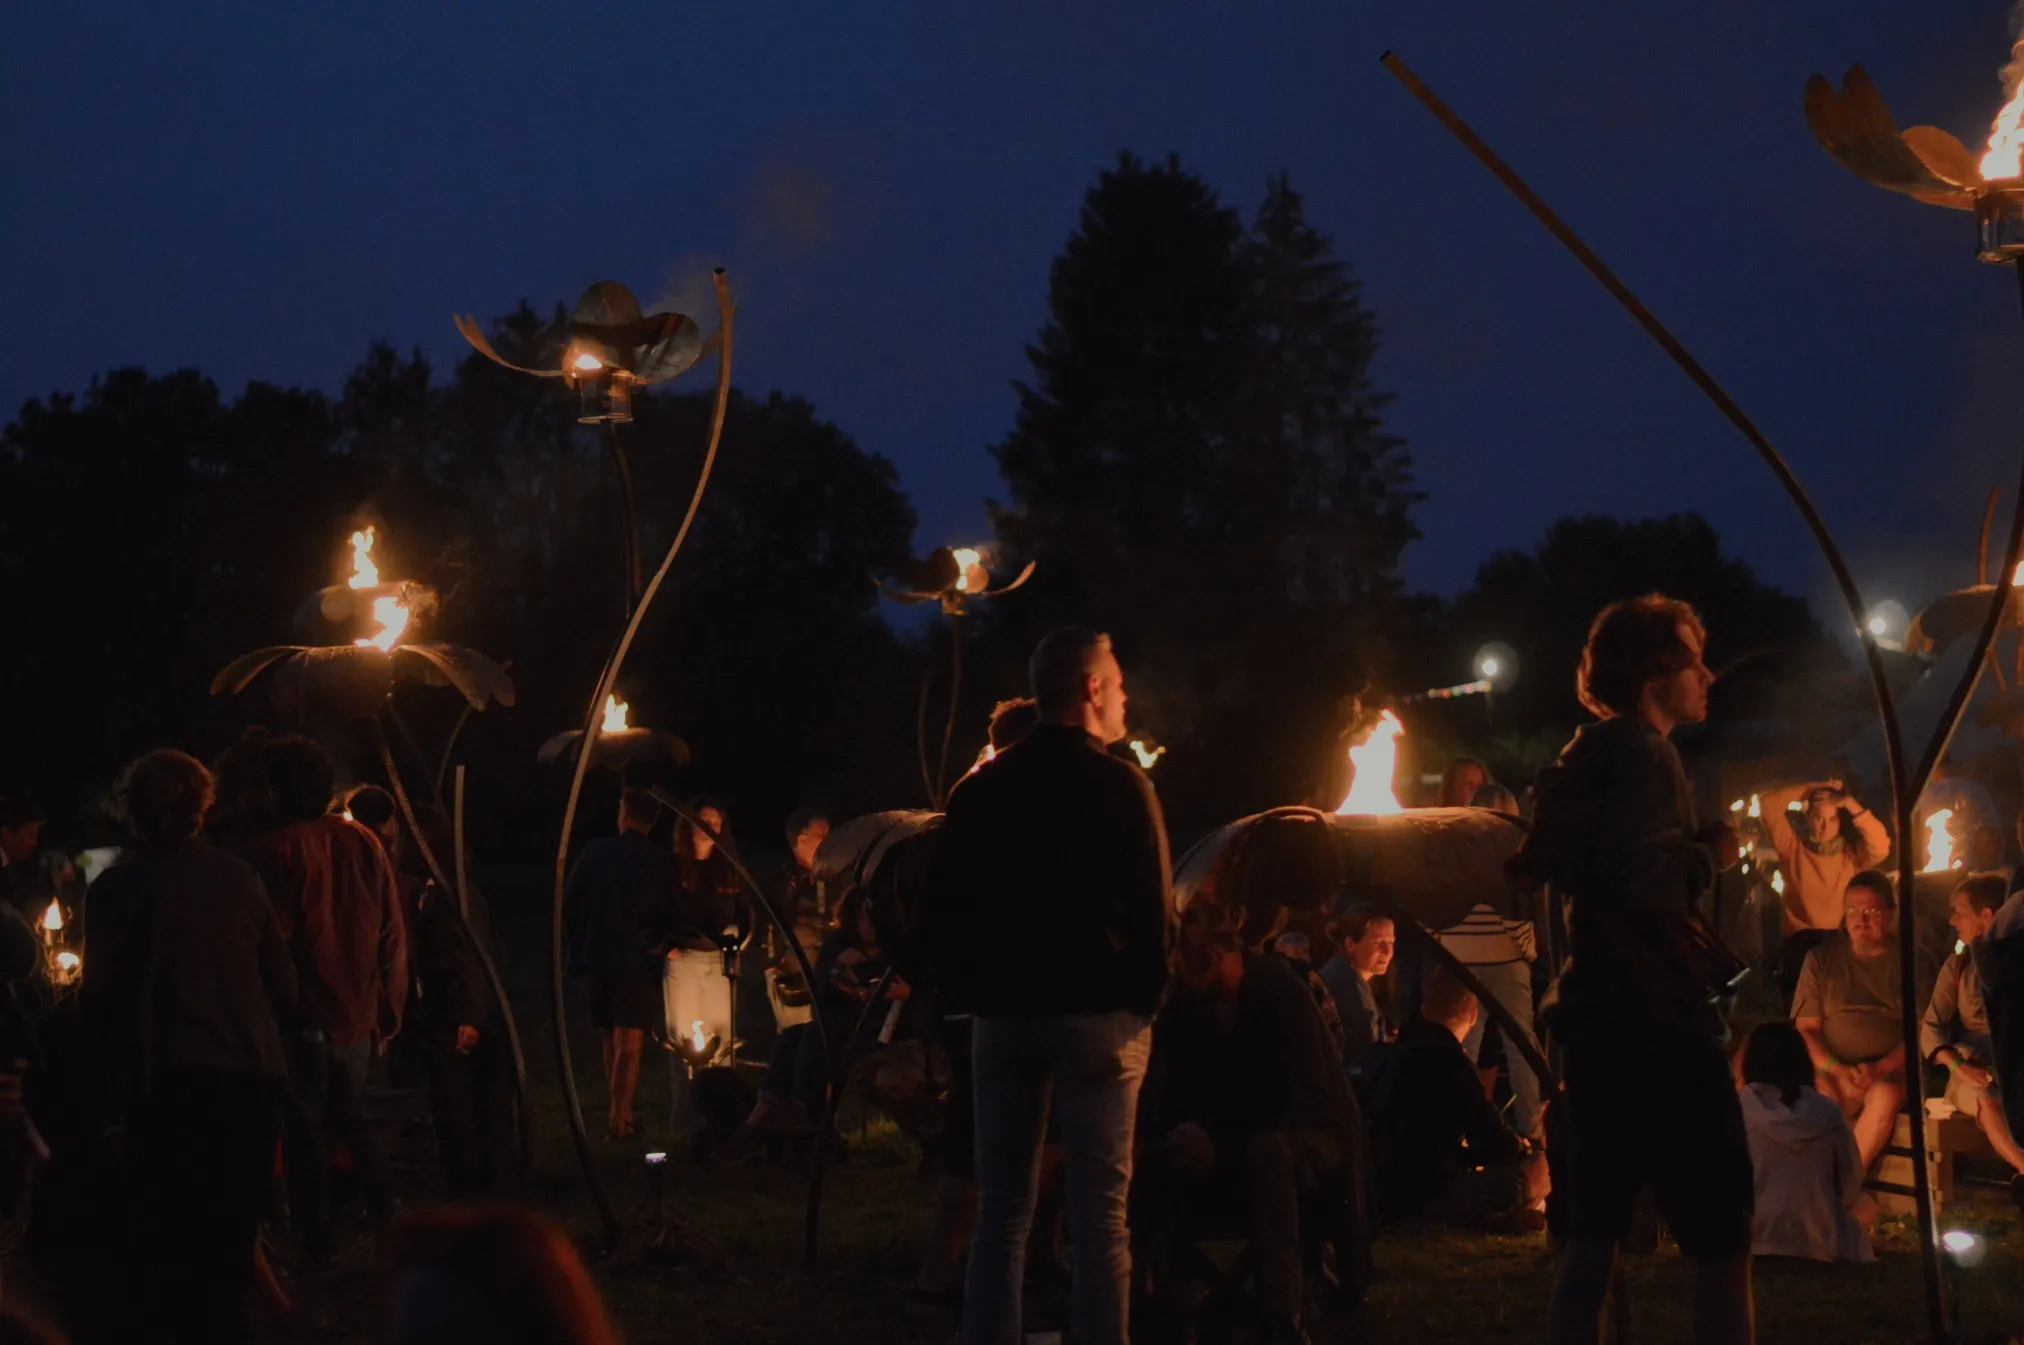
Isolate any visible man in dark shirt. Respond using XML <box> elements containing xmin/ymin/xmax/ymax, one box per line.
<box><xmin>245</xmin><ymin>735</ymin><xmax>407</xmax><ymax>1265</ymax></box>
<box><xmin>921</xmin><ymin>628</ymin><xmax>1172</xmax><ymax>1345</ymax></box>
<box><xmin>1365</xmin><ymin>969</ymin><xmax>1542</xmax><ymax>1230</ymax></box>
<box><xmin>1517</xmin><ymin>595</ymin><xmax>1753</xmax><ymax>1345</ymax></box>
<box><xmin>1136</xmin><ymin>897</ymin><xmax>1364</xmax><ymax>1345</ymax></box>
<box><xmin>563</xmin><ymin>788</ymin><xmax>674</xmax><ymax>1138</ymax></box>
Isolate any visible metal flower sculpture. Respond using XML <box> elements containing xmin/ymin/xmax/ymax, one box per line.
<box><xmin>454</xmin><ymin>281</ymin><xmax>707</xmax><ymax>424</ymax></box>
<box><xmin>876</xmin><ymin>545</ymin><xmax>1034</xmax><ymax>616</ymax></box>
<box><xmin>535</xmin><ymin>693</ymin><xmax>690</xmax><ymax>771</ymax></box>
<box><xmin>1804</xmin><ymin>63</ymin><xmax>2024</xmax><ymax>261</ymax></box>
<box><xmin>210</xmin><ymin>526</ymin><xmax>516</xmax><ymax>719</ymax></box>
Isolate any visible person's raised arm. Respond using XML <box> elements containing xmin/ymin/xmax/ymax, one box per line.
<box><xmin>1846</xmin><ymin>797</ymin><xmax>1890</xmax><ymax>867</ymax></box>
<box><xmin>1760</xmin><ymin>783</ymin><xmax>1808</xmax><ymax>864</ymax></box>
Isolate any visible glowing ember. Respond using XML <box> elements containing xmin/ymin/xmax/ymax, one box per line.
<box><xmin>1982</xmin><ymin>39</ymin><xmax>2024</xmax><ymax>181</ymax></box>
<box><xmin>1924</xmin><ymin>808</ymin><xmax>1959</xmax><ymax>874</ymax></box>
<box><xmin>690</xmin><ymin>1019</ymin><xmax>709</xmax><ymax>1053</ymax></box>
<box><xmin>1335</xmin><ymin>711</ymin><xmax>1404</xmax><ymax>816</ymax></box>
<box><xmin>39</xmin><ymin>902</ymin><xmax>60</xmax><ymax>933</ymax></box>
<box><xmin>1129</xmin><ymin>740</ymin><xmax>1165</xmax><ymax>769</ymax></box>
<box><xmin>347</xmin><ymin>527</ymin><xmax>380</xmax><ymax>590</ymax></box>
<box><xmin>601</xmin><ymin>694</ymin><xmax>629</xmax><ymax>733</ymax></box>
<box><xmin>571</xmin><ymin>351</ymin><xmax>604</xmax><ymax>373</ymax></box>
<box><xmin>354</xmin><ymin>594</ymin><xmax>410</xmax><ymax>652</ymax></box>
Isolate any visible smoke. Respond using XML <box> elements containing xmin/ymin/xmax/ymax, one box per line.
<box><xmin>2004</xmin><ymin>1</ymin><xmax>2024</xmax><ymax>96</ymax></box>
<box><xmin>649</xmin><ymin>255</ymin><xmax>725</xmax><ymax>325</ymax></box>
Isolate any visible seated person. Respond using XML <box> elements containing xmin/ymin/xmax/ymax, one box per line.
<box><xmin>1362</xmin><ymin>967</ymin><xmax>1546</xmax><ymax>1231</ymax></box>
<box><xmin>1923</xmin><ymin>873</ymin><xmax>2024</xmax><ymax>1179</ymax></box>
<box><xmin>1272</xmin><ymin>930</ymin><xmax>1314</xmax><ymax>976</ymax></box>
<box><xmin>1736</xmin><ymin>1020</ymin><xmax>1873</xmax><ymax>1263</ymax></box>
<box><xmin>1791</xmin><ymin>870</ymin><xmax>1909</xmax><ymax>1171</ymax></box>
<box><xmin>1134</xmin><ymin>898</ymin><xmax>1365</xmax><ymax>1344</ymax></box>
<box><xmin>1317</xmin><ymin>905</ymin><xmax>1394</xmax><ymax>1071</ymax></box>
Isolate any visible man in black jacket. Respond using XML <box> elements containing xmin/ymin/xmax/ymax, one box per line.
<box><xmin>921</xmin><ymin>628</ymin><xmax>1172</xmax><ymax>1345</ymax></box>
<box><xmin>1517</xmin><ymin>595</ymin><xmax>1753</xmax><ymax>1345</ymax></box>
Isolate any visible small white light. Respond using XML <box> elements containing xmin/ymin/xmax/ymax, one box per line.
<box><xmin>1942</xmin><ymin>1228</ymin><xmax>1986</xmax><ymax>1266</ymax></box>
<box><xmin>1480</xmin><ymin>657</ymin><xmax>1500</xmax><ymax>678</ymax></box>
<box><xmin>1866</xmin><ymin>615</ymin><xmax>1888</xmax><ymax>636</ymax></box>
<box><xmin>644</xmin><ymin>1151</ymin><xmax>668</xmax><ymax>1166</ymax></box>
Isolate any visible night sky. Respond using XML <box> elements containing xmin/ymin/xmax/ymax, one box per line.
<box><xmin>9</xmin><ymin>1</ymin><xmax>2024</xmax><ymax>622</ymax></box>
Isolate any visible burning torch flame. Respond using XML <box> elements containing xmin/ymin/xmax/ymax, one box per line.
<box><xmin>1770</xmin><ymin>870</ymin><xmax>1786</xmax><ymax>895</ymax></box>
<box><xmin>1982</xmin><ymin>39</ymin><xmax>2024</xmax><ymax>181</ymax></box>
<box><xmin>54</xmin><ymin>952</ymin><xmax>78</xmax><ymax>973</ymax></box>
<box><xmin>689</xmin><ymin>1019</ymin><xmax>708</xmax><ymax>1053</ymax></box>
<box><xmin>601</xmin><ymin>694</ymin><xmax>629</xmax><ymax>733</ymax></box>
<box><xmin>2011</xmin><ymin>558</ymin><xmax>2024</xmax><ymax>587</ymax></box>
<box><xmin>40</xmin><ymin>903</ymin><xmax>61</xmax><ymax>933</ymax></box>
<box><xmin>1129</xmin><ymin>740</ymin><xmax>1165</xmax><ymax>769</ymax></box>
<box><xmin>347</xmin><ymin>528</ymin><xmax>379</xmax><ymax>590</ymax></box>
<box><xmin>354</xmin><ymin>594</ymin><xmax>410</xmax><ymax>652</ymax></box>
<box><xmin>951</xmin><ymin>547</ymin><xmax>982</xmax><ymax>593</ymax></box>
<box><xmin>1335</xmin><ymin>711</ymin><xmax>1404</xmax><ymax>816</ymax></box>
<box><xmin>571</xmin><ymin>351</ymin><xmax>603</xmax><ymax>373</ymax></box>
<box><xmin>1925</xmin><ymin>808</ymin><xmax>1959</xmax><ymax>874</ymax></box>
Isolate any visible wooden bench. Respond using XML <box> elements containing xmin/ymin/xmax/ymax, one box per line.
<box><xmin>1869</xmin><ymin>1110</ymin><xmax>1987</xmax><ymax>1215</ymax></box>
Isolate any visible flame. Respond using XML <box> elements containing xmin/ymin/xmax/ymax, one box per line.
<box><xmin>353</xmin><ymin>594</ymin><xmax>410</xmax><ymax>651</ymax></box>
<box><xmin>2012</xmin><ymin>558</ymin><xmax>2024</xmax><ymax>587</ymax></box>
<box><xmin>689</xmin><ymin>1019</ymin><xmax>708</xmax><ymax>1053</ymax></box>
<box><xmin>39</xmin><ymin>902</ymin><xmax>60</xmax><ymax>933</ymax></box>
<box><xmin>1334</xmin><ymin>711</ymin><xmax>1404</xmax><ymax>816</ymax></box>
<box><xmin>1982</xmin><ymin>41</ymin><xmax>2024</xmax><ymax>181</ymax></box>
<box><xmin>1770</xmin><ymin>870</ymin><xmax>1786</xmax><ymax>895</ymax></box>
<box><xmin>1924</xmin><ymin>808</ymin><xmax>1959</xmax><ymax>874</ymax></box>
<box><xmin>601</xmin><ymin>694</ymin><xmax>629</xmax><ymax>733</ymax></box>
<box><xmin>1129</xmin><ymin>740</ymin><xmax>1165</xmax><ymax>769</ymax></box>
<box><xmin>347</xmin><ymin>527</ymin><xmax>379</xmax><ymax>590</ymax></box>
<box><xmin>53</xmin><ymin>951</ymin><xmax>79</xmax><ymax>973</ymax></box>
<box><xmin>1748</xmin><ymin>794</ymin><xmax>1761</xmax><ymax>819</ymax></box>
<box><xmin>951</xmin><ymin>547</ymin><xmax>982</xmax><ymax>592</ymax></box>
<box><xmin>571</xmin><ymin>351</ymin><xmax>604</xmax><ymax>373</ymax></box>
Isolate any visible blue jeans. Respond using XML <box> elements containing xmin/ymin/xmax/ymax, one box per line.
<box><xmin>963</xmin><ymin>1011</ymin><xmax>1152</xmax><ymax>1345</ymax></box>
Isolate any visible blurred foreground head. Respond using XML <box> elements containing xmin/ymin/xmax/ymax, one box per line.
<box><xmin>386</xmin><ymin>1203</ymin><xmax>619</xmax><ymax>1345</ymax></box>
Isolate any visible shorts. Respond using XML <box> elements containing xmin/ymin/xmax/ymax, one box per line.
<box><xmin>1945</xmin><ymin>1064</ymin><xmax>1998</xmax><ymax>1118</ymax></box>
<box><xmin>1559</xmin><ymin>1031</ymin><xmax>1753</xmax><ymax>1260</ymax></box>
<box><xmin>588</xmin><ymin>973</ymin><xmax>660</xmax><ymax>1032</ymax></box>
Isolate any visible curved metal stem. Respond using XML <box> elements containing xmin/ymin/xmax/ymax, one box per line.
<box><xmin>371</xmin><ymin>715</ymin><xmax>534</xmax><ymax>1185</ymax></box>
<box><xmin>935</xmin><ymin>614</ymin><xmax>964</xmax><ymax>807</ymax></box>
<box><xmin>385</xmin><ymin>702</ymin><xmax>446</xmax><ymax>810</ymax></box>
<box><xmin>1377</xmin><ymin>52</ymin><xmax>1946</xmax><ymax>1335</ymax></box>
<box><xmin>805</xmin><ymin>963</ymin><xmax>899</xmax><ymax>1273</ymax></box>
<box><xmin>916</xmin><ymin>632</ymin><xmax>938</xmax><ymax>808</ymax></box>
<box><xmin>606</xmin><ymin>420</ymin><xmax>644</xmax><ymax>612</ymax></box>
<box><xmin>548</xmin><ymin>270</ymin><xmax>736</xmax><ymax>1250</ymax></box>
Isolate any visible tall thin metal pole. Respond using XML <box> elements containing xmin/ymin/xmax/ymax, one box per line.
<box><xmin>548</xmin><ymin>270</ymin><xmax>736</xmax><ymax>1249</ymax></box>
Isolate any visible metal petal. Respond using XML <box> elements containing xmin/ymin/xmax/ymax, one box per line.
<box><xmin>1804</xmin><ymin>67</ymin><xmax>1959</xmax><ymax>198</ymax></box>
<box><xmin>978</xmin><ymin>560</ymin><xmax>1038</xmax><ymax>599</ymax></box>
<box><xmin>453</xmin><ymin>314</ymin><xmax>564</xmax><ymax>378</ymax></box>
<box><xmin>1902</xmin><ymin>125</ymin><xmax>1984</xmax><ymax>188</ymax></box>
<box><xmin>1904</xmin><ymin>584</ymin><xmax>2020</xmax><ymax>657</ymax></box>
<box><xmin>210</xmin><ymin>646</ymin><xmax>303</xmax><ymax>696</ymax></box>
<box><xmin>392</xmin><ymin>644</ymin><xmax>518</xmax><ymax>711</ymax></box>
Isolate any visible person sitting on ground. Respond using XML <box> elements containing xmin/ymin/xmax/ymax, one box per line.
<box><xmin>1736</xmin><ymin>1020</ymin><xmax>1873</xmax><ymax>1263</ymax></box>
<box><xmin>1318</xmin><ymin>905</ymin><xmax>1394</xmax><ymax>1073</ymax></box>
<box><xmin>1791</xmin><ymin>870</ymin><xmax>1912</xmax><ymax>1171</ymax></box>
<box><xmin>1363</xmin><ymin>967</ymin><xmax>1546</xmax><ymax>1232</ymax></box>
<box><xmin>1272</xmin><ymin>929</ymin><xmax>1315</xmax><ymax>975</ymax></box>
<box><xmin>1134</xmin><ymin>894</ymin><xmax>1366</xmax><ymax>1345</ymax></box>
<box><xmin>562</xmin><ymin>788</ymin><xmax>672</xmax><ymax>1139</ymax></box>
<box><xmin>1922</xmin><ymin>873</ymin><xmax>2024</xmax><ymax>1182</ymax></box>
<box><xmin>1760</xmin><ymin>778</ymin><xmax>1890</xmax><ymax>1004</ymax></box>
<box><xmin>384</xmin><ymin>1203</ymin><xmax>620</xmax><ymax>1345</ymax></box>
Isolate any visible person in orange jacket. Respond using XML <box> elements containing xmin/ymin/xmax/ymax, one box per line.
<box><xmin>1761</xmin><ymin>780</ymin><xmax>1890</xmax><ymax>1003</ymax></box>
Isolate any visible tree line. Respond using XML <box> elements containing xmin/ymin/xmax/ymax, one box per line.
<box><xmin>0</xmin><ymin>152</ymin><xmax>1853</xmax><ymax>864</ymax></box>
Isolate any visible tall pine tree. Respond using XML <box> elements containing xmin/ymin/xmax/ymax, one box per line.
<box><xmin>991</xmin><ymin>155</ymin><xmax>1418</xmax><ymax>835</ymax></box>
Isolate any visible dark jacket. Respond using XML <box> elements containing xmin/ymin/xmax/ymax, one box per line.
<box><xmin>1519</xmin><ymin>715</ymin><xmax>1725</xmax><ymax>1042</ymax></box>
<box><xmin>1365</xmin><ymin>1016</ymin><xmax>1523</xmax><ymax>1224</ymax></box>
<box><xmin>404</xmin><ymin>877</ymin><xmax>498</xmax><ymax>1042</ymax></box>
<box><xmin>82</xmin><ymin>840</ymin><xmax>297</xmax><ymax>1105</ymax></box>
<box><xmin>920</xmin><ymin>723</ymin><xmax>1173</xmax><ymax>1017</ymax></box>
<box><xmin>563</xmin><ymin>832</ymin><xmax>674</xmax><ymax>982</ymax></box>
<box><xmin>246</xmin><ymin>814</ymin><xmax>407</xmax><ymax>1046</ymax></box>
<box><xmin>647</xmin><ymin>853</ymin><xmax>746</xmax><ymax>954</ymax></box>
<box><xmin>1143</xmin><ymin>952</ymin><xmax>1362</xmax><ymax>1160</ymax></box>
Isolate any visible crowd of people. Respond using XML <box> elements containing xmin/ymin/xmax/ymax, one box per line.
<box><xmin>1</xmin><ymin>596</ymin><xmax>2023</xmax><ymax>1345</ymax></box>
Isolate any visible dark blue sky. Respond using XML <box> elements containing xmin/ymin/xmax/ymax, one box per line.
<box><xmin>8</xmin><ymin>1</ymin><xmax>2024</xmax><ymax>622</ymax></box>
